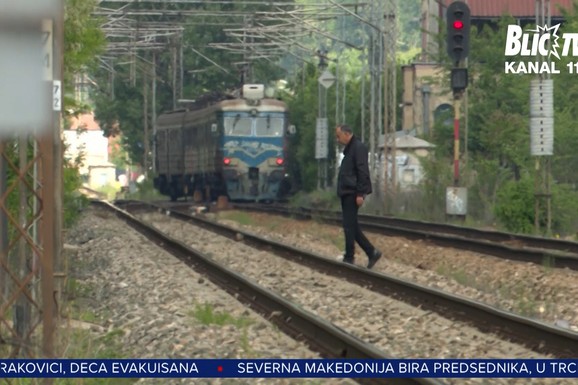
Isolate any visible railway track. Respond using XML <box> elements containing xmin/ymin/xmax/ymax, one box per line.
<box><xmin>232</xmin><ymin>203</ymin><xmax>578</xmax><ymax>271</ymax></box>
<box><xmin>112</xmin><ymin>199</ymin><xmax>578</xmax><ymax>360</ymax></box>
<box><xmin>94</xmin><ymin>200</ymin><xmax>442</xmax><ymax>385</ymax></box>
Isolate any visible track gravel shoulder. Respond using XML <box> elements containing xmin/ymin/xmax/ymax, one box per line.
<box><xmin>139</xmin><ymin>211</ymin><xmax>575</xmax><ymax>385</ymax></box>
<box><xmin>211</xmin><ymin>210</ymin><xmax>578</xmax><ymax>332</ymax></box>
<box><xmin>64</xmin><ymin>207</ymin><xmax>356</xmax><ymax>385</ymax></box>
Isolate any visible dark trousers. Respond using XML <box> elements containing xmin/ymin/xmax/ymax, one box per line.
<box><xmin>341</xmin><ymin>194</ymin><xmax>374</xmax><ymax>260</ymax></box>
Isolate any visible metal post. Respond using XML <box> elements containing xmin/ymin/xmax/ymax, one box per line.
<box><xmin>546</xmin><ymin>0</ymin><xmax>552</xmax><ymax>236</ymax></box>
<box><xmin>383</xmin><ymin>2</ymin><xmax>397</xmax><ymax>213</ymax></box>
<box><xmin>143</xmin><ymin>70</ymin><xmax>149</xmax><ymax>175</ymax></box>
<box><xmin>0</xmin><ymin>141</ymin><xmax>7</xmax><ymax>301</ymax></box>
<box><xmin>532</xmin><ymin>0</ymin><xmax>553</xmax><ymax>235</ymax></box>
<box><xmin>316</xmin><ymin>49</ymin><xmax>329</xmax><ymax>190</ymax></box>
<box><xmin>53</xmin><ymin>1</ymin><xmax>64</xmax><ymax>332</ymax></box>
<box><xmin>152</xmin><ymin>52</ymin><xmax>157</xmax><ymax>175</ymax></box>
<box><xmin>361</xmin><ymin>65</ymin><xmax>366</xmax><ymax>142</ymax></box>
<box><xmin>369</xmin><ymin>35</ymin><xmax>376</xmax><ymax>176</ymax></box>
<box><xmin>179</xmin><ymin>36</ymin><xmax>184</xmax><ymax>103</ymax></box>
<box><xmin>15</xmin><ymin>136</ymin><xmax>31</xmax><ymax>357</ymax></box>
<box><xmin>534</xmin><ymin>0</ymin><xmax>541</xmax><ymax>234</ymax></box>
<box><xmin>39</xmin><ymin>131</ymin><xmax>56</xmax><ymax>364</ymax></box>
<box><xmin>110</xmin><ymin>59</ymin><xmax>115</xmax><ymax>100</ymax></box>
<box><xmin>453</xmin><ymin>96</ymin><xmax>461</xmax><ymax>186</ymax></box>
<box><xmin>535</xmin><ymin>157</ymin><xmax>541</xmax><ymax>233</ymax></box>
<box><xmin>422</xmin><ymin>85</ymin><xmax>431</xmax><ymax>136</ymax></box>
<box><xmin>172</xmin><ymin>42</ymin><xmax>177</xmax><ymax>110</ymax></box>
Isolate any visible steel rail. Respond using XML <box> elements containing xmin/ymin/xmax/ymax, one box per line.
<box><xmin>93</xmin><ymin>200</ymin><xmax>443</xmax><ymax>385</ymax></box>
<box><xmin>115</xmin><ymin>200</ymin><xmax>578</xmax><ymax>359</ymax></box>
<box><xmin>232</xmin><ymin>204</ymin><xmax>578</xmax><ymax>271</ymax></box>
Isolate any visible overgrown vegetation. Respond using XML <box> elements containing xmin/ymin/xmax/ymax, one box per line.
<box><xmin>1</xmin><ymin>273</ymin><xmax>134</xmax><ymax>385</ymax></box>
<box><xmin>125</xmin><ymin>179</ymin><xmax>165</xmax><ymax>201</ymax></box>
<box><xmin>217</xmin><ymin>211</ymin><xmax>256</xmax><ymax>226</ymax></box>
<box><xmin>190</xmin><ymin>303</ymin><xmax>253</xmax><ymax>329</ymax></box>
<box><xmin>288</xmin><ymin>190</ymin><xmax>340</xmax><ymax>211</ymax></box>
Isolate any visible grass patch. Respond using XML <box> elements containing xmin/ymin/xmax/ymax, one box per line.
<box><xmin>497</xmin><ymin>282</ymin><xmax>556</xmax><ymax>318</ymax></box>
<box><xmin>191</xmin><ymin>303</ymin><xmax>253</xmax><ymax>328</ymax></box>
<box><xmin>1</xmin><ymin>310</ymin><xmax>133</xmax><ymax>385</ymax></box>
<box><xmin>93</xmin><ymin>183</ymin><xmax>122</xmax><ymax>201</ymax></box>
<box><xmin>65</xmin><ymin>278</ymin><xmax>93</xmax><ymax>300</ymax></box>
<box><xmin>435</xmin><ymin>265</ymin><xmax>479</xmax><ymax>288</ymax></box>
<box><xmin>542</xmin><ymin>254</ymin><xmax>556</xmax><ymax>270</ymax></box>
<box><xmin>218</xmin><ymin>211</ymin><xmax>256</xmax><ymax>226</ymax></box>
<box><xmin>191</xmin><ymin>303</ymin><xmax>256</xmax><ymax>357</ymax></box>
<box><xmin>288</xmin><ymin>190</ymin><xmax>340</xmax><ymax>211</ymax></box>
<box><xmin>320</xmin><ymin>231</ymin><xmax>344</xmax><ymax>250</ymax></box>
<box><xmin>125</xmin><ymin>179</ymin><xmax>164</xmax><ymax>201</ymax></box>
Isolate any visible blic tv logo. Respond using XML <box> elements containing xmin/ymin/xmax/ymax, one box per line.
<box><xmin>504</xmin><ymin>24</ymin><xmax>578</xmax><ymax>74</ymax></box>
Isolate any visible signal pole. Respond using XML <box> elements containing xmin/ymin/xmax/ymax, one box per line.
<box><xmin>446</xmin><ymin>1</ymin><xmax>471</xmax><ymax>220</ymax></box>
<box><xmin>453</xmin><ymin>97</ymin><xmax>461</xmax><ymax>186</ymax></box>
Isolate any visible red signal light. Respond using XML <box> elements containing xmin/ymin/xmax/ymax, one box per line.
<box><xmin>453</xmin><ymin>20</ymin><xmax>464</xmax><ymax>29</ymax></box>
<box><xmin>275</xmin><ymin>158</ymin><xmax>283</xmax><ymax>166</ymax></box>
<box><xmin>223</xmin><ymin>157</ymin><xmax>231</xmax><ymax>165</ymax></box>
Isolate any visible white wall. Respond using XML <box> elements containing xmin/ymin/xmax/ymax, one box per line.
<box><xmin>63</xmin><ymin>130</ymin><xmax>110</xmax><ymax>175</ymax></box>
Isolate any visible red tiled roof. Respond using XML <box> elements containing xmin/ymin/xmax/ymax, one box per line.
<box><xmin>68</xmin><ymin>112</ymin><xmax>101</xmax><ymax>131</ymax></box>
<box><xmin>440</xmin><ymin>0</ymin><xmax>575</xmax><ymax>18</ymax></box>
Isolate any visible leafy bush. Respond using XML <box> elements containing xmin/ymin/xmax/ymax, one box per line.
<box><xmin>63</xmin><ymin>161</ymin><xmax>89</xmax><ymax>228</ymax></box>
<box><xmin>289</xmin><ymin>189</ymin><xmax>340</xmax><ymax>211</ymax></box>
<box><xmin>495</xmin><ymin>175</ymin><xmax>578</xmax><ymax>236</ymax></box>
<box><xmin>126</xmin><ymin>178</ymin><xmax>164</xmax><ymax>201</ymax></box>
<box><xmin>494</xmin><ymin>176</ymin><xmax>535</xmax><ymax>234</ymax></box>
<box><xmin>550</xmin><ymin>183</ymin><xmax>578</xmax><ymax>236</ymax></box>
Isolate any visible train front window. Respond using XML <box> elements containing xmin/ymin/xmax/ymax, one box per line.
<box><xmin>255</xmin><ymin>116</ymin><xmax>283</xmax><ymax>136</ymax></box>
<box><xmin>224</xmin><ymin>115</ymin><xmax>252</xmax><ymax>136</ymax></box>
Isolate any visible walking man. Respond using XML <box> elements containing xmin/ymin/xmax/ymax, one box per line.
<box><xmin>335</xmin><ymin>124</ymin><xmax>382</xmax><ymax>269</ymax></box>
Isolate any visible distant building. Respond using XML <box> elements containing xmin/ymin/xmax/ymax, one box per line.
<box><xmin>401</xmin><ymin>63</ymin><xmax>452</xmax><ymax>137</ymax></box>
<box><xmin>380</xmin><ymin>133</ymin><xmax>436</xmax><ymax>191</ymax></box>
<box><xmin>64</xmin><ymin>112</ymin><xmax>116</xmax><ymax>189</ymax></box>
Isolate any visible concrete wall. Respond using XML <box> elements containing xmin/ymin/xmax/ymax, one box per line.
<box><xmin>401</xmin><ymin>63</ymin><xmax>453</xmax><ymax>136</ymax></box>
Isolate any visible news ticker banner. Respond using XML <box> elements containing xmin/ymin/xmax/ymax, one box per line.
<box><xmin>1</xmin><ymin>359</ymin><xmax>578</xmax><ymax>379</ymax></box>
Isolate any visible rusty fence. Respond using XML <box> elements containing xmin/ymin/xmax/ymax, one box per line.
<box><xmin>0</xmin><ymin>132</ymin><xmax>59</xmax><ymax>383</ymax></box>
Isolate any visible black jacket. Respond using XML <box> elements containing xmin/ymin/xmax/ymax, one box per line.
<box><xmin>337</xmin><ymin>135</ymin><xmax>372</xmax><ymax>197</ymax></box>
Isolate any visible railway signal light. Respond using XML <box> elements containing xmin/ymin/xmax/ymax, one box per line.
<box><xmin>451</xmin><ymin>68</ymin><xmax>468</xmax><ymax>92</ymax></box>
<box><xmin>446</xmin><ymin>1</ymin><xmax>471</xmax><ymax>63</ymax></box>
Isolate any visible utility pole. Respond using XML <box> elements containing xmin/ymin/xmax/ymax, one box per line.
<box><xmin>356</xmin><ymin>1</ymin><xmax>384</xmax><ymax>203</ymax></box>
<box><xmin>143</xmin><ymin>70</ymin><xmax>149</xmax><ymax>175</ymax></box>
<box><xmin>152</xmin><ymin>51</ymin><xmax>157</xmax><ymax>175</ymax></box>
<box><xmin>532</xmin><ymin>0</ymin><xmax>553</xmax><ymax>235</ymax></box>
<box><xmin>172</xmin><ymin>40</ymin><xmax>177</xmax><ymax>110</ymax></box>
<box><xmin>383</xmin><ymin>0</ymin><xmax>397</xmax><ymax>214</ymax></box>
<box><xmin>316</xmin><ymin>49</ymin><xmax>334</xmax><ymax>190</ymax></box>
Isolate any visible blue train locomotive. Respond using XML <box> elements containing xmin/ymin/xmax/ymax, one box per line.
<box><xmin>153</xmin><ymin>84</ymin><xmax>295</xmax><ymax>202</ymax></box>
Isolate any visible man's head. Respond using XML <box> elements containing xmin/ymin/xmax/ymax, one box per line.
<box><xmin>335</xmin><ymin>124</ymin><xmax>353</xmax><ymax>145</ymax></box>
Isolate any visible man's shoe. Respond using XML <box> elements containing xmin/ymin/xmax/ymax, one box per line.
<box><xmin>367</xmin><ymin>249</ymin><xmax>382</xmax><ymax>269</ymax></box>
<box><xmin>342</xmin><ymin>257</ymin><xmax>355</xmax><ymax>265</ymax></box>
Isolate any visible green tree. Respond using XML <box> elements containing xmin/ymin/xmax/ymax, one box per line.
<box><xmin>63</xmin><ymin>0</ymin><xmax>106</xmax><ymax>114</ymax></box>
